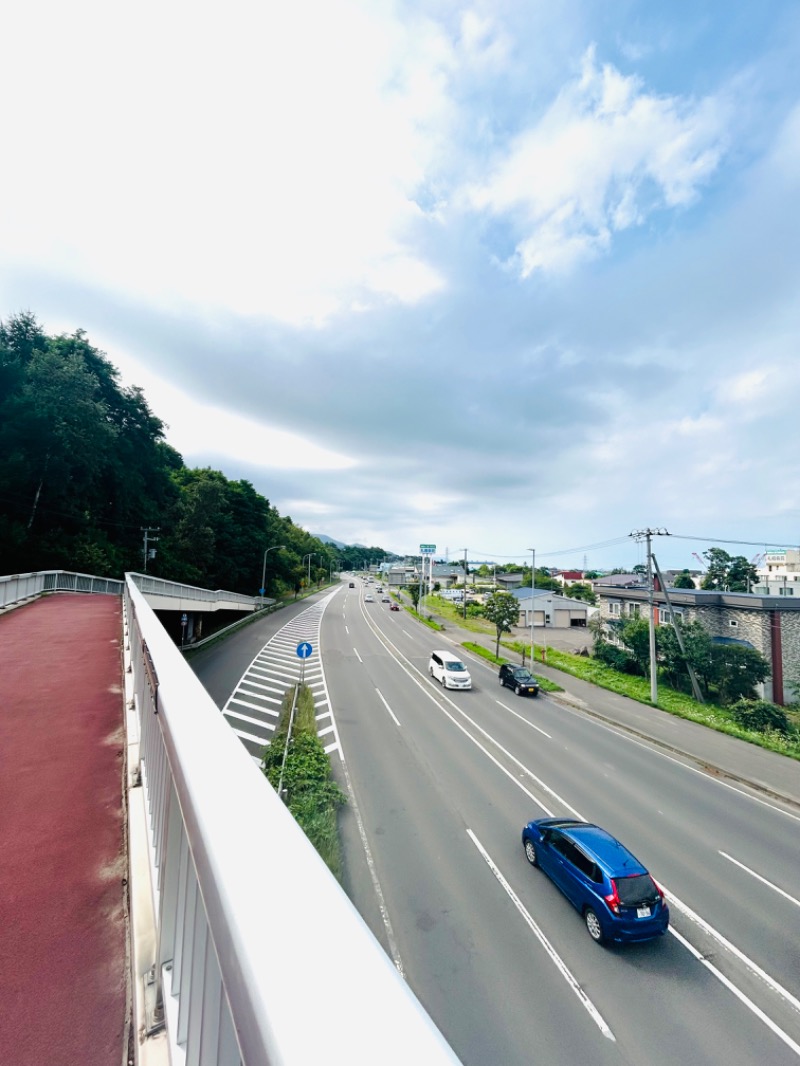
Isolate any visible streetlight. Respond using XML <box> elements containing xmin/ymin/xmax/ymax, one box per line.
<box><xmin>261</xmin><ymin>545</ymin><xmax>285</xmax><ymax>602</ymax></box>
<box><xmin>329</xmin><ymin>558</ymin><xmax>340</xmax><ymax>584</ymax></box>
<box><xmin>528</xmin><ymin>548</ymin><xmax>535</xmax><ymax>668</ymax></box>
<box><xmin>302</xmin><ymin>552</ymin><xmax>319</xmax><ymax>588</ymax></box>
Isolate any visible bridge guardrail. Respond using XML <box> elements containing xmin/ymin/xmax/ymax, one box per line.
<box><xmin>125</xmin><ymin>573</ymin><xmax>460</xmax><ymax>1065</ymax></box>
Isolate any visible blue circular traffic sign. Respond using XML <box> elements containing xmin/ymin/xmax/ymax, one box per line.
<box><xmin>296</xmin><ymin>642</ymin><xmax>313</xmax><ymax>659</ymax></box>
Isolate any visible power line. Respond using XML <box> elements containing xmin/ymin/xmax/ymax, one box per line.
<box><xmin>671</xmin><ymin>534</ymin><xmax>797</xmax><ymax>549</ymax></box>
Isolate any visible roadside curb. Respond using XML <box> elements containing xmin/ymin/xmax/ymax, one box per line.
<box><xmin>434</xmin><ymin>619</ymin><xmax>800</xmax><ymax>813</ymax></box>
<box><xmin>544</xmin><ymin>689</ymin><xmax>800</xmax><ymax>812</ymax></box>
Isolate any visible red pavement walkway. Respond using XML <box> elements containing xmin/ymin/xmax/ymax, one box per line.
<box><xmin>0</xmin><ymin>594</ymin><xmax>128</xmax><ymax>1066</ymax></box>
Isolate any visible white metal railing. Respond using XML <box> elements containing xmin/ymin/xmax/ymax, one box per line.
<box><xmin>0</xmin><ymin>569</ymin><xmax>259</xmax><ymax>611</ymax></box>
<box><xmin>125</xmin><ymin>574</ymin><xmax>460</xmax><ymax>1066</ymax></box>
<box><xmin>129</xmin><ymin>572</ymin><xmax>257</xmax><ymax>607</ymax></box>
<box><xmin>0</xmin><ymin>569</ymin><xmax>125</xmax><ymax>608</ymax></box>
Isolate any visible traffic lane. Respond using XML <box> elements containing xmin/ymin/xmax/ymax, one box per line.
<box><xmin>188</xmin><ymin>591</ymin><xmax>335</xmax><ymax>706</ymax></box>
<box><xmin>448</xmin><ymin>684</ymin><xmax>800</xmax><ymax>1001</ymax></box>
<box><xmin>320</xmin><ymin>627</ymin><xmax>620</xmax><ymax>1065</ymax></box>
<box><xmin>324</xmin><ymin>631</ymin><xmax>798</xmax><ymax>1066</ymax></box>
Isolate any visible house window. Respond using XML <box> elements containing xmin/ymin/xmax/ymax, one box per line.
<box><xmin>608</xmin><ymin>602</ymin><xmax>621</xmax><ymax>617</ymax></box>
<box><xmin>729</xmin><ymin>620</ymin><xmax>739</xmax><ymax>628</ymax></box>
<box><xmin>779</xmin><ymin>587</ymin><xmax>794</xmax><ymax>596</ymax></box>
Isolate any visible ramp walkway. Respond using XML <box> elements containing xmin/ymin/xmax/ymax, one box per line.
<box><xmin>0</xmin><ymin>593</ymin><xmax>128</xmax><ymax>1066</ymax></box>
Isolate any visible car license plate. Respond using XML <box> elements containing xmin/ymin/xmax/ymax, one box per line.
<box><xmin>636</xmin><ymin>906</ymin><xmax>651</xmax><ymax>918</ymax></box>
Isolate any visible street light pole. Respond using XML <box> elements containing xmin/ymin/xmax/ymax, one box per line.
<box><xmin>261</xmin><ymin>545</ymin><xmax>285</xmax><ymax>602</ymax></box>
<box><xmin>528</xmin><ymin>548</ymin><xmax>535</xmax><ymax>668</ymax></box>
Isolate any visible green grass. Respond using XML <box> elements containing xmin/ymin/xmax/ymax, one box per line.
<box><xmin>261</xmin><ymin>684</ymin><xmax>347</xmax><ymax>878</ymax></box>
<box><xmin>462</xmin><ymin>641</ymin><xmax>564</xmax><ymax>692</ymax></box>
<box><xmin>502</xmin><ymin>640</ymin><xmax>800</xmax><ymax>760</ymax></box>
<box><xmin>424</xmin><ymin>594</ymin><xmax>495</xmax><ymax>635</ymax></box>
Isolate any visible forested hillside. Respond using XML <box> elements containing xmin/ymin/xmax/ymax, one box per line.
<box><xmin>0</xmin><ymin>313</ymin><xmax>387</xmax><ymax>594</ymax></box>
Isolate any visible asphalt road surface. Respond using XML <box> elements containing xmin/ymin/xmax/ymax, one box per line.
<box><xmin>192</xmin><ymin>581</ymin><xmax>800</xmax><ymax>1066</ymax></box>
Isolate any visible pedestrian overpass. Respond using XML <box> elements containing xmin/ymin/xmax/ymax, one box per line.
<box><xmin>0</xmin><ymin>570</ymin><xmax>459</xmax><ymax>1066</ymax></box>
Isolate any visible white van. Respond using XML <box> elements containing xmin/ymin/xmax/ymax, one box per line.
<box><xmin>428</xmin><ymin>650</ymin><xmax>472</xmax><ymax>690</ymax></box>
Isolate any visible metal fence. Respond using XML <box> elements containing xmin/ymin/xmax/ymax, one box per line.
<box><xmin>125</xmin><ymin>575</ymin><xmax>460</xmax><ymax>1066</ymax></box>
<box><xmin>0</xmin><ymin>569</ymin><xmax>257</xmax><ymax>611</ymax></box>
<box><xmin>0</xmin><ymin>569</ymin><xmax>125</xmax><ymax>608</ymax></box>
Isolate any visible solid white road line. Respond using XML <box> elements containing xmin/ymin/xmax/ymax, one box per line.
<box><xmin>495</xmin><ymin>699</ymin><xmax>552</xmax><ymax>738</ymax></box>
<box><xmin>467</xmin><ymin>830</ymin><xmax>615</xmax><ymax>1042</ymax></box>
<box><xmin>354</xmin><ymin>590</ymin><xmax>800</xmax><ymax>1033</ymax></box>
<box><xmin>669</xmin><ymin>927</ymin><xmax>800</xmax><ymax>1058</ymax></box>
<box><xmin>354</xmin><ymin>647</ymin><xmax>363</xmax><ymax>663</ymax></box>
<box><xmin>719</xmin><ymin>851</ymin><xmax>800</xmax><ymax>909</ymax></box>
<box><xmin>376</xmin><ymin>688</ymin><xmax>401</xmax><ymax>727</ymax></box>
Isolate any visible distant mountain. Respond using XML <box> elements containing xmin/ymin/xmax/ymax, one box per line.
<box><xmin>312</xmin><ymin>533</ymin><xmax>350</xmax><ymax>549</ymax></box>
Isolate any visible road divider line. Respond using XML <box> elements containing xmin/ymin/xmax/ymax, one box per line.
<box><xmin>669</xmin><ymin>927</ymin><xmax>800</xmax><ymax>1058</ymax></box>
<box><xmin>467</xmin><ymin>830</ymin><xmax>615</xmax><ymax>1043</ymax></box>
<box><xmin>353</xmin><ymin>647</ymin><xmax>363</xmax><ymax>662</ymax></box>
<box><xmin>376</xmin><ymin>688</ymin><xmax>401</xmax><ymax>728</ymax></box>
<box><xmin>664</xmin><ymin>888</ymin><xmax>800</xmax><ymax>1015</ymax></box>
<box><xmin>496</xmin><ymin>699</ymin><xmax>551</xmax><ymax>738</ymax></box>
<box><xmin>719</xmin><ymin>851</ymin><xmax>800</xmax><ymax>909</ymax></box>
<box><xmin>354</xmin><ymin>586</ymin><xmax>800</xmax><ymax>1030</ymax></box>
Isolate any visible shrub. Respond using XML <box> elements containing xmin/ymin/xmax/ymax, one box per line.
<box><xmin>728</xmin><ymin>699</ymin><xmax>791</xmax><ymax>735</ymax></box>
<box><xmin>593</xmin><ymin>642</ymin><xmax>633</xmax><ymax>673</ymax></box>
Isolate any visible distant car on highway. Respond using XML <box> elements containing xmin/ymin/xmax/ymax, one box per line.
<box><xmin>389</xmin><ymin>603</ymin><xmax>400</xmax><ymax>611</ymax></box>
<box><xmin>349</xmin><ymin>582</ymin><xmax>355</xmax><ymax>588</ymax></box>
<box><xmin>521</xmin><ymin>818</ymin><xmax>669</xmax><ymax>945</ymax></box>
<box><xmin>364</xmin><ymin>594</ymin><xmax>375</xmax><ymax>602</ymax></box>
<box><xmin>499</xmin><ymin>664</ymin><xmax>540</xmax><ymax>697</ymax></box>
<box><xmin>381</xmin><ymin>596</ymin><xmax>391</xmax><ymax>603</ymax></box>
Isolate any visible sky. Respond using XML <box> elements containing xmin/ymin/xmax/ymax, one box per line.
<box><xmin>2</xmin><ymin>0</ymin><xmax>799</xmax><ymax>571</ymax></box>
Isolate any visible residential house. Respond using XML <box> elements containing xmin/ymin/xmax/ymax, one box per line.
<box><xmin>594</xmin><ymin>585</ymin><xmax>800</xmax><ymax>705</ymax></box>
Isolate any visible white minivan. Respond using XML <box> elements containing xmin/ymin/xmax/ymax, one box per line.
<box><xmin>428</xmin><ymin>650</ymin><xmax>472</xmax><ymax>690</ymax></box>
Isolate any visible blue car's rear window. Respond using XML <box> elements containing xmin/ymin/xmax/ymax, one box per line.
<box><xmin>615</xmin><ymin>874</ymin><xmax>657</xmax><ymax>905</ymax></box>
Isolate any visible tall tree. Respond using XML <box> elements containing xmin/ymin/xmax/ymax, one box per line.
<box><xmin>701</xmin><ymin>548</ymin><xmax>757</xmax><ymax>592</ymax></box>
<box><xmin>483</xmin><ymin>591</ymin><xmax>520</xmax><ymax>657</ymax></box>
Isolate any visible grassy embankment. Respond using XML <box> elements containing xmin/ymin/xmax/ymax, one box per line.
<box><xmin>405</xmin><ymin>595</ymin><xmax>800</xmax><ymax>758</ymax></box>
<box><xmin>261</xmin><ymin>683</ymin><xmax>347</xmax><ymax>878</ymax></box>
<box><xmin>501</xmin><ymin>639</ymin><xmax>800</xmax><ymax>760</ymax></box>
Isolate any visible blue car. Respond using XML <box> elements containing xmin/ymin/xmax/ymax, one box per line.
<box><xmin>521</xmin><ymin>818</ymin><xmax>669</xmax><ymax>944</ymax></box>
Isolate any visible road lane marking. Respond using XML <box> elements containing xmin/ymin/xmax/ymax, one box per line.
<box><xmin>669</xmin><ymin>927</ymin><xmax>800</xmax><ymax>1058</ymax></box>
<box><xmin>496</xmin><ymin>699</ymin><xmax>552</xmax><ymax>738</ymax></box>
<box><xmin>353</xmin><ymin>592</ymin><xmax>800</xmax><ymax>1025</ymax></box>
<box><xmin>345</xmin><ymin>625</ymin><xmax>349</xmax><ymax>634</ymax></box>
<box><xmin>376</xmin><ymin>688</ymin><xmax>401</xmax><ymax>727</ymax></box>
<box><xmin>663</xmin><ymin>888</ymin><xmax>800</xmax><ymax>1016</ymax></box>
<box><xmin>553</xmin><ymin>702</ymin><xmax>800</xmax><ymax>824</ymax></box>
<box><xmin>719</xmin><ymin>851</ymin><xmax>800</xmax><ymax>909</ymax></box>
<box><xmin>354</xmin><ymin>647</ymin><xmax>363</xmax><ymax>662</ymax></box>
<box><xmin>467</xmin><ymin>830</ymin><xmax>615</xmax><ymax>1043</ymax></box>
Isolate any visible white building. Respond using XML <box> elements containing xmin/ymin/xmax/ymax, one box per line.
<box><xmin>754</xmin><ymin>549</ymin><xmax>800</xmax><ymax>597</ymax></box>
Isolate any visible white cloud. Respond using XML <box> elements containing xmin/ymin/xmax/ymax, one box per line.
<box><xmin>465</xmin><ymin>45</ymin><xmax>729</xmax><ymax>275</ymax></box>
<box><xmin>0</xmin><ymin>0</ymin><xmax>450</xmax><ymax>324</ymax></box>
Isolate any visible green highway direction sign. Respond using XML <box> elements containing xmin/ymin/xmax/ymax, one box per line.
<box><xmin>420</xmin><ymin>544</ymin><xmax>436</xmax><ymax>554</ymax></box>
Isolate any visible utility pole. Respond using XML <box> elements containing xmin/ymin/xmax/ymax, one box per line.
<box><xmin>629</xmin><ymin>528</ymin><xmax>669</xmax><ymax>704</ymax></box>
<box><xmin>463</xmin><ymin>548</ymin><xmax>468</xmax><ymax>620</ymax></box>
<box><xmin>528</xmin><ymin>548</ymin><xmax>535</xmax><ymax>669</ymax></box>
<box><xmin>142</xmin><ymin>527</ymin><xmax>160</xmax><ymax>573</ymax></box>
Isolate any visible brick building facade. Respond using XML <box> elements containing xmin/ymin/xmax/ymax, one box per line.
<box><xmin>595</xmin><ymin>586</ymin><xmax>800</xmax><ymax>705</ymax></box>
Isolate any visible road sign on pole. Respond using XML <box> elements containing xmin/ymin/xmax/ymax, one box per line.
<box><xmin>296</xmin><ymin>642</ymin><xmax>313</xmax><ymax>659</ymax></box>
<box><xmin>419</xmin><ymin>544</ymin><xmax>436</xmax><ymax>554</ymax></box>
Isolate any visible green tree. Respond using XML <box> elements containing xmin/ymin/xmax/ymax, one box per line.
<box><xmin>405</xmin><ymin>583</ymin><xmax>421</xmax><ymax>611</ymax></box>
<box><xmin>565</xmin><ymin>582</ymin><xmax>597</xmax><ymax>605</ymax></box>
<box><xmin>708</xmin><ymin>644</ymin><xmax>770</xmax><ymax>704</ymax></box>
<box><xmin>672</xmin><ymin>570</ymin><xmax>696</xmax><ymax>589</ymax></box>
<box><xmin>656</xmin><ymin>620</ymin><xmax>713</xmax><ymax>693</ymax></box>
<box><xmin>619</xmin><ymin>619</ymin><xmax>651</xmax><ymax>676</ymax></box>
<box><xmin>483</xmin><ymin>591</ymin><xmax>520</xmax><ymax>657</ymax></box>
<box><xmin>701</xmin><ymin>548</ymin><xmax>758</xmax><ymax>592</ymax></box>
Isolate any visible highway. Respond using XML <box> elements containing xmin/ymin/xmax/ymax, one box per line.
<box><xmin>192</xmin><ymin>581</ymin><xmax>800</xmax><ymax>1065</ymax></box>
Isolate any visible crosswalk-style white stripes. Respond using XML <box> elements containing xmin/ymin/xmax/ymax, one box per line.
<box><xmin>222</xmin><ymin>591</ymin><xmax>343</xmax><ymax>764</ymax></box>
